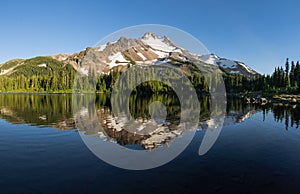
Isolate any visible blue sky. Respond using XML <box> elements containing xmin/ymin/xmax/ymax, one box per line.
<box><xmin>0</xmin><ymin>0</ymin><xmax>299</xmax><ymax>74</ymax></box>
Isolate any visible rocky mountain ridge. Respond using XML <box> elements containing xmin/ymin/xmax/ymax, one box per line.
<box><xmin>0</xmin><ymin>32</ymin><xmax>259</xmax><ymax>78</ymax></box>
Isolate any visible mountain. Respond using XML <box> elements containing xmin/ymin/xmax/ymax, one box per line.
<box><xmin>0</xmin><ymin>32</ymin><xmax>258</xmax><ymax>78</ymax></box>
<box><xmin>64</xmin><ymin>32</ymin><xmax>259</xmax><ymax>77</ymax></box>
<box><xmin>0</xmin><ymin>32</ymin><xmax>260</xmax><ymax>93</ymax></box>
<box><xmin>0</xmin><ymin>57</ymin><xmax>62</xmax><ymax>76</ymax></box>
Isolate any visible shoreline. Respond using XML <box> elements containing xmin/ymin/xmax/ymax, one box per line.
<box><xmin>239</xmin><ymin>94</ymin><xmax>300</xmax><ymax>106</ymax></box>
<box><xmin>0</xmin><ymin>91</ymin><xmax>299</xmax><ymax>105</ymax></box>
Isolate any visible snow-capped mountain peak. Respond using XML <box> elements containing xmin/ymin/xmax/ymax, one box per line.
<box><xmin>141</xmin><ymin>32</ymin><xmax>179</xmax><ymax>53</ymax></box>
<box><xmin>142</xmin><ymin>32</ymin><xmax>159</xmax><ymax>40</ymax></box>
<box><xmin>53</xmin><ymin>32</ymin><xmax>259</xmax><ymax>77</ymax></box>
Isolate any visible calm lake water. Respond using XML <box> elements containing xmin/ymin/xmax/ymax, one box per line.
<box><xmin>1</xmin><ymin>94</ymin><xmax>300</xmax><ymax>193</ymax></box>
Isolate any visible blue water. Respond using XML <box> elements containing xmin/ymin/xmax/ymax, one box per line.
<box><xmin>1</xmin><ymin>95</ymin><xmax>300</xmax><ymax>193</ymax></box>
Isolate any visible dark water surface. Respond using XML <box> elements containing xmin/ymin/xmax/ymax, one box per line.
<box><xmin>1</xmin><ymin>94</ymin><xmax>300</xmax><ymax>193</ymax></box>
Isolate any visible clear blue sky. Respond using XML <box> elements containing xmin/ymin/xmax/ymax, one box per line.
<box><xmin>1</xmin><ymin>0</ymin><xmax>299</xmax><ymax>74</ymax></box>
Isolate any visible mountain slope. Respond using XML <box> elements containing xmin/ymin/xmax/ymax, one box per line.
<box><xmin>0</xmin><ymin>32</ymin><xmax>259</xmax><ymax>90</ymax></box>
<box><xmin>199</xmin><ymin>54</ymin><xmax>258</xmax><ymax>77</ymax></box>
<box><xmin>0</xmin><ymin>56</ymin><xmax>74</xmax><ymax>77</ymax></box>
<box><xmin>78</xmin><ymin>32</ymin><xmax>259</xmax><ymax>77</ymax></box>
<box><xmin>0</xmin><ymin>56</ymin><xmax>76</xmax><ymax>92</ymax></box>
<box><xmin>46</xmin><ymin>32</ymin><xmax>258</xmax><ymax>77</ymax></box>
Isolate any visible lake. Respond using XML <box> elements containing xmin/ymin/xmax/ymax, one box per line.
<box><xmin>1</xmin><ymin>94</ymin><xmax>300</xmax><ymax>193</ymax></box>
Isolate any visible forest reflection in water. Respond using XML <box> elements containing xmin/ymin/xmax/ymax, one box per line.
<box><xmin>0</xmin><ymin>93</ymin><xmax>300</xmax><ymax>149</ymax></box>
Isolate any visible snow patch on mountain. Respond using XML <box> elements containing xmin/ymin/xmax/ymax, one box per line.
<box><xmin>237</xmin><ymin>62</ymin><xmax>256</xmax><ymax>74</ymax></box>
<box><xmin>199</xmin><ymin>54</ymin><xmax>238</xmax><ymax>69</ymax></box>
<box><xmin>155</xmin><ymin>59</ymin><xmax>171</xmax><ymax>65</ymax></box>
<box><xmin>199</xmin><ymin>54</ymin><xmax>257</xmax><ymax>76</ymax></box>
<box><xmin>38</xmin><ymin>63</ymin><xmax>47</xmax><ymax>67</ymax></box>
<box><xmin>97</xmin><ymin>44</ymin><xmax>107</xmax><ymax>52</ymax></box>
<box><xmin>108</xmin><ymin>52</ymin><xmax>128</xmax><ymax>68</ymax></box>
<box><xmin>199</xmin><ymin>54</ymin><xmax>220</xmax><ymax>66</ymax></box>
<box><xmin>137</xmin><ymin>52</ymin><xmax>147</xmax><ymax>61</ymax></box>
<box><xmin>149</xmin><ymin>48</ymin><xmax>169</xmax><ymax>58</ymax></box>
<box><xmin>219</xmin><ymin>59</ymin><xmax>237</xmax><ymax>68</ymax></box>
<box><xmin>141</xmin><ymin>33</ymin><xmax>178</xmax><ymax>53</ymax></box>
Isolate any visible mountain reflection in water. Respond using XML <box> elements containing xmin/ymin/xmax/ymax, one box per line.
<box><xmin>0</xmin><ymin>94</ymin><xmax>299</xmax><ymax>150</ymax></box>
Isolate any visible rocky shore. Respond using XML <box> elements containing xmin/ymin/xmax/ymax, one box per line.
<box><xmin>243</xmin><ymin>95</ymin><xmax>299</xmax><ymax>106</ymax></box>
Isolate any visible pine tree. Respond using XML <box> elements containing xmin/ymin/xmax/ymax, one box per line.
<box><xmin>272</xmin><ymin>67</ymin><xmax>278</xmax><ymax>87</ymax></box>
<box><xmin>285</xmin><ymin>58</ymin><xmax>290</xmax><ymax>88</ymax></box>
<box><xmin>285</xmin><ymin>58</ymin><xmax>290</xmax><ymax>77</ymax></box>
<box><xmin>290</xmin><ymin>61</ymin><xmax>295</xmax><ymax>87</ymax></box>
<box><xmin>296</xmin><ymin>61</ymin><xmax>300</xmax><ymax>90</ymax></box>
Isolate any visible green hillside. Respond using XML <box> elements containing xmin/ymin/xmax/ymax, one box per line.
<box><xmin>0</xmin><ymin>56</ymin><xmax>76</xmax><ymax>92</ymax></box>
<box><xmin>0</xmin><ymin>59</ymin><xmax>24</xmax><ymax>71</ymax></box>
